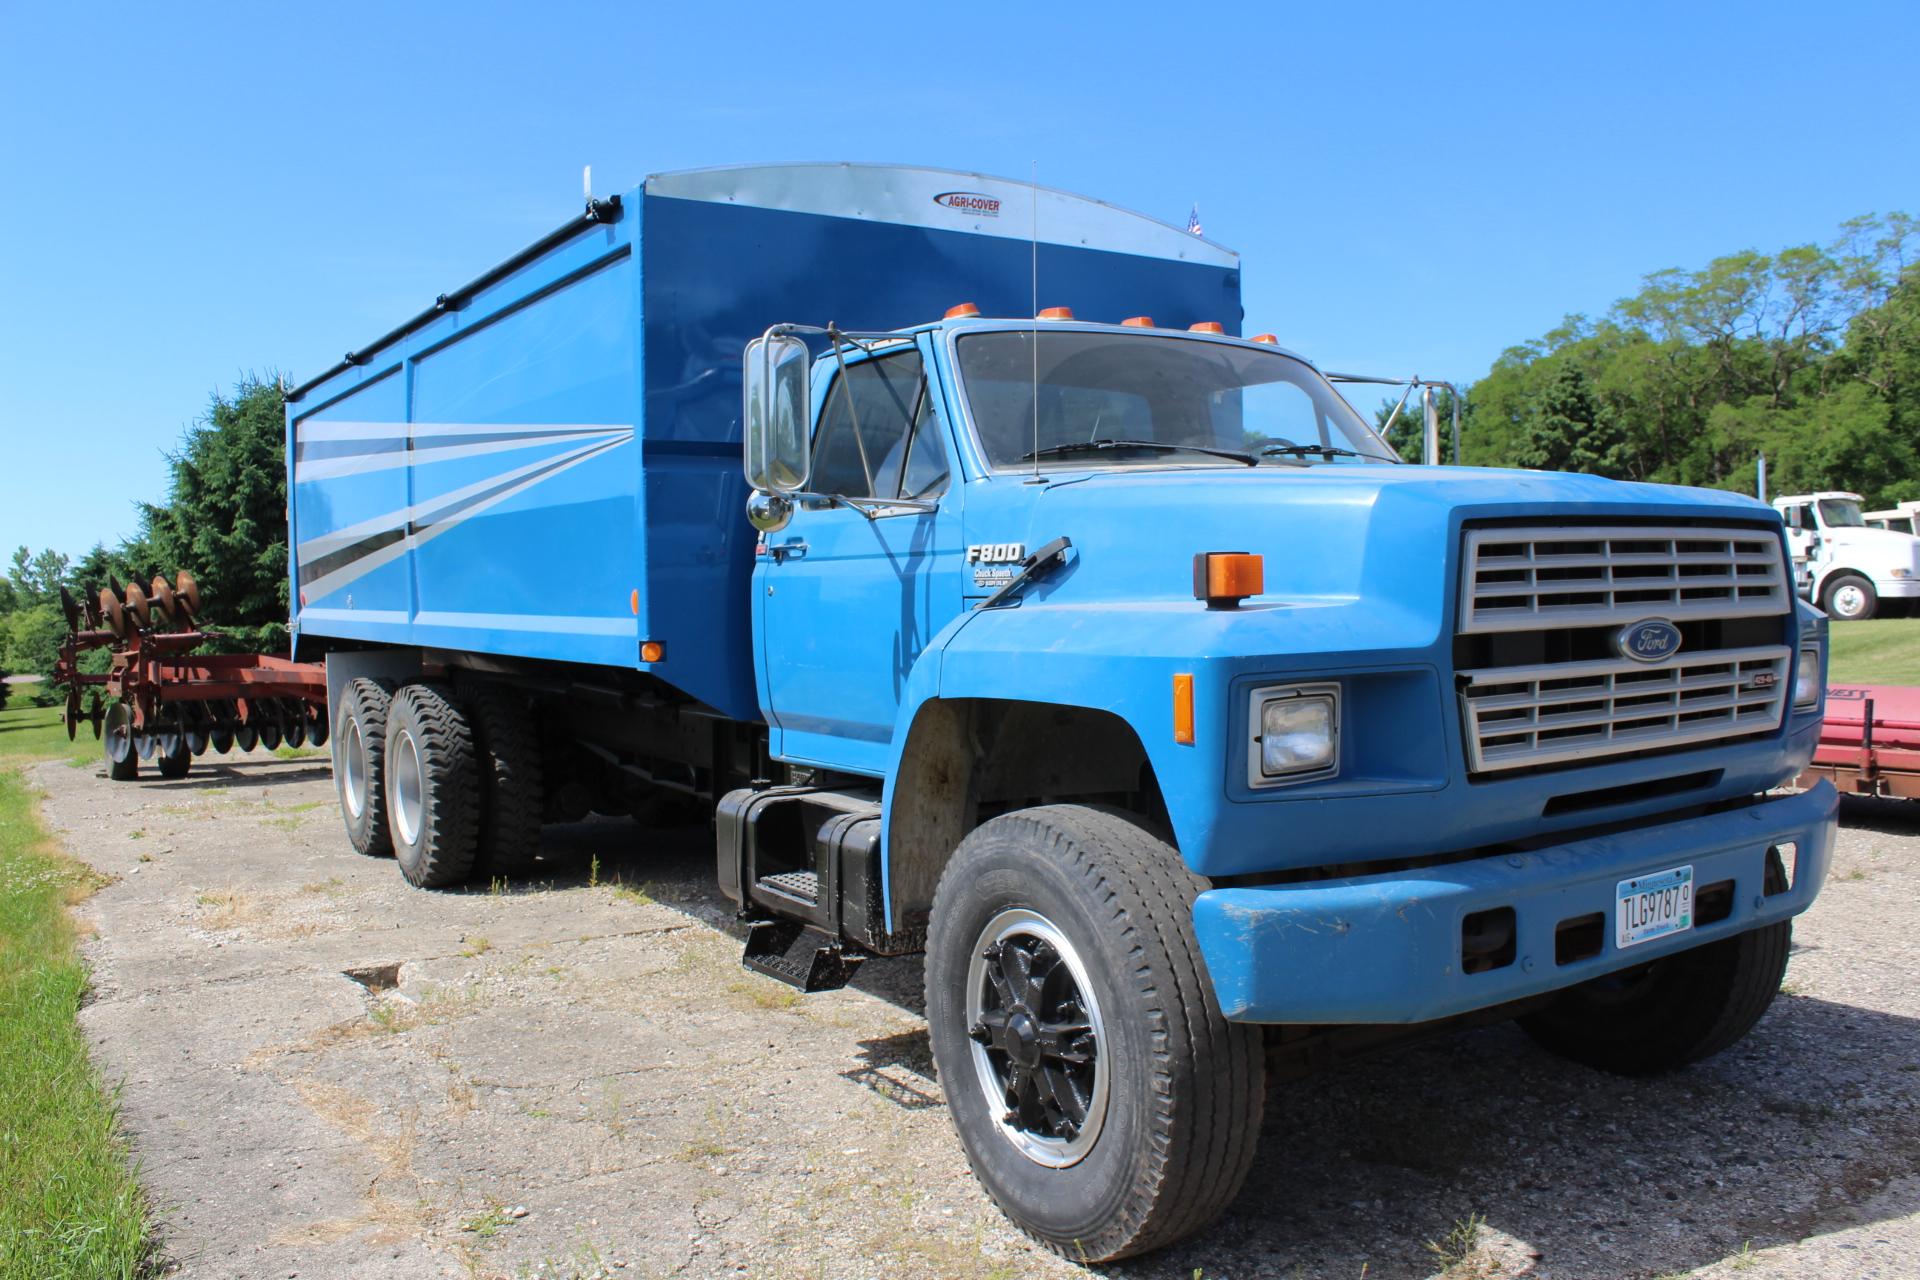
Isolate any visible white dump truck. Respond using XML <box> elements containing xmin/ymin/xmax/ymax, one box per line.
<box><xmin>1864</xmin><ymin>500</ymin><xmax>1920</xmax><ymax>536</ymax></box>
<box><xmin>1775</xmin><ymin>491</ymin><xmax>1920</xmax><ymax>619</ymax></box>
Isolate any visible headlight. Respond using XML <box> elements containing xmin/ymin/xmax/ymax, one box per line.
<box><xmin>1892</xmin><ymin>568</ymin><xmax>1913</xmax><ymax>579</ymax></box>
<box><xmin>1794</xmin><ymin>645</ymin><xmax>1823</xmax><ymax>710</ymax></box>
<box><xmin>1247</xmin><ymin>683</ymin><xmax>1339</xmax><ymax>787</ymax></box>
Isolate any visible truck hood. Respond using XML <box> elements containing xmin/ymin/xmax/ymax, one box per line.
<box><xmin>974</xmin><ymin>464</ymin><xmax>1784</xmax><ymax>653</ymax></box>
<box><xmin>1817</xmin><ymin>525</ymin><xmax>1920</xmax><ymax>557</ymax></box>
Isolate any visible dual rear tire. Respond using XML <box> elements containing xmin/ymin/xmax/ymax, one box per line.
<box><xmin>332</xmin><ymin>678</ymin><xmax>544</xmax><ymax>887</ymax></box>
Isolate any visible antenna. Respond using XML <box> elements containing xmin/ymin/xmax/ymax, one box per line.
<box><xmin>1030</xmin><ymin>161</ymin><xmax>1041</xmax><ymax>482</ymax></box>
<box><xmin>583</xmin><ymin>164</ymin><xmax>593</xmax><ymax>203</ymax></box>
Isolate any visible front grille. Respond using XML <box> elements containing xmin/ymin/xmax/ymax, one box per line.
<box><xmin>1457</xmin><ymin>521</ymin><xmax>1792</xmax><ymax>774</ymax></box>
<box><xmin>1460</xmin><ymin>525</ymin><xmax>1788</xmax><ymax>634</ymax></box>
<box><xmin>1460</xmin><ymin>646</ymin><xmax>1790</xmax><ymax>772</ymax></box>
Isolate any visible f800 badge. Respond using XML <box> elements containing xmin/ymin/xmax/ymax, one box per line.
<box><xmin>967</xmin><ymin>543</ymin><xmax>1025</xmax><ymax>589</ymax></box>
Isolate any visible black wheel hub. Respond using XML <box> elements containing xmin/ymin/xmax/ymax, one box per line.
<box><xmin>969</xmin><ymin>936</ymin><xmax>1099</xmax><ymax>1142</ymax></box>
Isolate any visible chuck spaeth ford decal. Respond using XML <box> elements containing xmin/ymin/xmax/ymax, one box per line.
<box><xmin>967</xmin><ymin>542</ymin><xmax>1025</xmax><ymax>589</ymax></box>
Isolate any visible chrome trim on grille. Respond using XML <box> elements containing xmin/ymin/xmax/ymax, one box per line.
<box><xmin>1460</xmin><ymin>645</ymin><xmax>1791</xmax><ymax>773</ymax></box>
<box><xmin>1460</xmin><ymin>525</ymin><xmax>1788</xmax><ymax>635</ymax></box>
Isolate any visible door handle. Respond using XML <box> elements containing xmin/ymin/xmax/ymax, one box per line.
<box><xmin>772</xmin><ymin>540</ymin><xmax>809</xmax><ymax>562</ymax></box>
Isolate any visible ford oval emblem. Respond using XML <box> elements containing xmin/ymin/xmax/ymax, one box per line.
<box><xmin>1618</xmin><ymin>618</ymin><xmax>1683</xmax><ymax>663</ymax></box>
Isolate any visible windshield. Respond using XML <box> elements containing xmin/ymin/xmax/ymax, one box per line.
<box><xmin>1818</xmin><ymin>499</ymin><xmax>1865</xmax><ymax>528</ymax></box>
<box><xmin>955</xmin><ymin>330</ymin><xmax>1396</xmax><ymax>471</ymax></box>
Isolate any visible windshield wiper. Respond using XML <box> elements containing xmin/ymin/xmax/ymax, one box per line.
<box><xmin>1020</xmin><ymin>438</ymin><xmax>1257</xmax><ymax>467</ymax></box>
<box><xmin>1259</xmin><ymin>443</ymin><xmax>1398</xmax><ymax>464</ymax></box>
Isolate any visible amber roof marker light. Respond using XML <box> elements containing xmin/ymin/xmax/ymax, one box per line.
<box><xmin>1189</xmin><ymin>321</ymin><xmax>1225</xmax><ymax>334</ymax></box>
<box><xmin>1121</xmin><ymin>315</ymin><xmax>1155</xmax><ymax>328</ymax></box>
<box><xmin>944</xmin><ymin>302</ymin><xmax>981</xmax><ymax>319</ymax></box>
<box><xmin>1251</xmin><ymin>333</ymin><xmax>1280</xmax><ymax>344</ymax></box>
<box><xmin>1037</xmin><ymin>306</ymin><xmax>1075</xmax><ymax>321</ymax></box>
<box><xmin>1193</xmin><ymin>552</ymin><xmax>1264</xmax><ymax>610</ymax></box>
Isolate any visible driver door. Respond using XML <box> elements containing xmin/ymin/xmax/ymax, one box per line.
<box><xmin>757</xmin><ymin>343</ymin><xmax>963</xmax><ymax>774</ymax></box>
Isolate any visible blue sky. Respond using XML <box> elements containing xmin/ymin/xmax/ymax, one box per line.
<box><xmin>2</xmin><ymin>1</ymin><xmax>1914</xmax><ymax>560</ymax></box>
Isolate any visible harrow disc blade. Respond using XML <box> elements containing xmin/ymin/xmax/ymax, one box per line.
<box><xmin>284</xmin><ymin>712</ymin><xmax>306</xmax><ymax>749</ymax></box>
<box><xmin>82</xmin><ymin>587</ymin><xmax>102</xmax><ymax>631</ymax></box>
<box><xmin>135</xmin><ymin>730</ymin><xmax>156</xmax><ymax>761</ymax></box>
<box><xmin>175</xmin><ymin>570</ymin><xmax>201</xmax><ymax>620</ymax></box>
<box><xmin>99</xmin><ymin>587</ymin><xmax>127</xmax><ymax>641</ymax></box>
<box><xmin>104</xmin><ymin>703</ymin><xmax>135</xmax><ymax>765</ymax></box>
<box><xmin>258</xmin><ymin>718</ymin><xmax>282</xmax><ymax>751</ymax></box>
<box><xmin>210</xmin><ymin>725</ymin><xmax>235</xmax><ymax>754</ymax></box>
<box><xmin>149</xmin><ymin>576</ymin><xmax>178</xmax><ymax>629</ymax></box>
<box><xmin>124</xmin><ymin>580</ymin><xmax>151</xmax><ymax>629</ymax></box>
<box><xmin>187</xmin><ymin>725</ymin><xmax>210</xmax><ymax>756</ymax></box>
<box><xmin>236</xmin><ymin>723</ymin><xmax>259</xmax><ymax>753</ymax></box>
<box><xmin>59</xmin><ymin>585</ymin><xmax>83</xmax><ymax>634</ymax></box>
<box><xmin>64</xmin><ymin>686</ymin><xmax>80</xmax><ymax>741</ymax></box>
<box><xmin>88</xmin><ymin>694</ymin><xmax>104</xmax><ymax>741</ymax></box>
<box><xmin>306</xmin><ymin>708</ymin><xmax>329</xmax><ymax>749</ymax></box>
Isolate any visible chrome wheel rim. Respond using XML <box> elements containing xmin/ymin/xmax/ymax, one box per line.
<box><xmin>341</xmin><ymin>719</ymin><xmax>367</xmax><ymax>819</ymax></box>
<box><xmin>391</xmin><ymin>728</ymin><xmax>424</xmax><ymax>847</ymax></box>
<box><xmin>964</xmin><ymin>908</ymin><xmax>1109</xmax><ymax>1168</ymax></box>
<box><xmin>1834</xmin><ymin>584</ymin><xmax>1866</xmax><ymax>618</ymax></box>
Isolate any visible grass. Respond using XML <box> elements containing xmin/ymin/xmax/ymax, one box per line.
<box><xmin>0</xmin><ymin>703</ymin><xmax>97</xmax><ymax>769</ymax></box>
<box><xmin>0</xmin><ymin>755</ymin><xmax>149</xmax><ymax>1275</ymax></box>
<box><xmin>1827</xmin><ymin>617</ymin><xmax>1920</xmax><ymax>684</ymax></box>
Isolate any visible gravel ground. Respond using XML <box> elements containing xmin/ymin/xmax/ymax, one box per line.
<box><xmin>28</xmin><ymin>752</ymin><xmax>1920</xmax><ymax>1280</ymax></box>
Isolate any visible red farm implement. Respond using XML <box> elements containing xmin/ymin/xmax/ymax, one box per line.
<box><xmin>1795</xmin><ymin>684</ymin><xmax>1920</xmax><ymax>800</ymax></box>
<box><xmin>53</xmin><ymin>573</ymin><xmax>327</xmax><ymax>782</ymax></box>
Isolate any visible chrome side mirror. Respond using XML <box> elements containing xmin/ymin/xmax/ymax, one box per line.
<box><xmin>746</xmin><ymin>490</ymin><xmax>793</xmax><ymax>533</ymax></box>
<box><xmin>743</xmin><ymin>332</ymin><xmax>811</xmax><ymax>493</ymax></box>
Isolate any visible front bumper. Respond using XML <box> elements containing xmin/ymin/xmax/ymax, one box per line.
<box><xmin>1193</xmin><ymin>782</ymin><xmax>1838</xmax><ymax>1024</ymax></box>
<box><xmin>1874</xmin><ymin>578</ymin><xmax>1920</xmax><ymax>599</ymax></box>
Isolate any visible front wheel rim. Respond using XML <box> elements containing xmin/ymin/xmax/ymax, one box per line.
<box><xmin>964</xmin><ymin>908</ymin><xmax>1110</xmax><ymax>1168</ymax></box>
<box><xmin>391</xmin><ymin>728</ymin><xmax>424</xmax><ymax>847</ymax></box>
<box><xmin>1834</xmin><ymin>584</ymin><xmax>1866</xmax><ymax>617</ymax></box>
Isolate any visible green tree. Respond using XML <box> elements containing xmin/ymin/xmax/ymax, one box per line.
<box><xmin>1513</xmin><ymin>365</ymin><xmax>1632</xmax><ymax>477</ymax></box>
<box><xmin>4</xmin><ymin>604</ymin><xmax>68</xmax><ymax>705</ymax></box>
<box><xmin>136</xmin><ymin>376</ymin><xmax>290</xmax><ymax>652</ymax></box>
<box><xmin>6</xmin><ymin>546</ymin><xmax>71</xmax><ymax>608</ymax></box>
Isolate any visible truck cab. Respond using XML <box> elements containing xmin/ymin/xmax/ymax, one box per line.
<box><xmin>1775</xmin><ymin>490</ymin><xmax>1920</xmax><ymax>619</ymax></box>
<box><xmin>1864</xmin><ymin>499</ymin><xmax>1920</xmax><ymax>536</ymax></box>
<box><xmin>737</xmin><ymin>309</ymin><xmax>1836</xmax><ymax>1257</ymax></box>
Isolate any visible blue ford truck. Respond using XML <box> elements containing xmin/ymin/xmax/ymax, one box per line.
<box><xmin>285</xmin><ymin>163</ymin><xmax>1839</xmax><ymax>1261</ymax></box>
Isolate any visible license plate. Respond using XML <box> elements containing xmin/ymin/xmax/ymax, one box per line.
<box><xmin>1616</xmin><ymin>864</ymin><xmax>1694</xmax><ymax>950</ymax></box>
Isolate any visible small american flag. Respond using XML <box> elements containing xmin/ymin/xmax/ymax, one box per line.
<box><xmin>1185</xmin><ymin>204</ymin><xmax>1203</xmax><ymax>237</ymax></box>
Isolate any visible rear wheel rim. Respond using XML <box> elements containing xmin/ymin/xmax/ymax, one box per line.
<box><xmin>391</xmin><ymin>728</ymin><xmax>424</xmax><ymax>848</ymax></box>
<box><xmin>341</xmin><ymin>719</ymin><xmax>367</xmax><ymax>819</ymax></box>
<box><xmin>964</xmin><ymin>908</ymin><xmax>1109</xmax><ymax>1168</ymax></box>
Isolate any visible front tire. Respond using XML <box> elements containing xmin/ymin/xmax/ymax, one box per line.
<box><xmin>1519</xmin><ymin>919</ymin><xmax>1791</xmax><ymax>1075</ymax></box>
<box><xmin>1822</xmin><ymin>571</ymin><xmax>1877</xmax><ymax>620</ymax></box>
<box><xmin>384</xmin><ymin>683</ymin><xmax>480</xmax><ymax>888</ymax></box>
<box><xmin>924</xmin><ymin>805</ymin><xmax>1264</xmax><ymax>1262</ymax></box>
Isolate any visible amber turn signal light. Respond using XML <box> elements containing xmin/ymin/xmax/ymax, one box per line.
<box><xmin>1037</xmin><ymin>306</ymin><xmax>1075</xmax><ymax>321</ymax></box>
<box><xmin>945</xmin><ymin>301</ymin><xmax>981</xmax><ymax>319</ymax></box>
<box><xmin>1172</xmin><ymin>673</ymin><xmax>1195</xmax><ymax>745</ymax></box>
<box><xmin>1192</xmin><ymin>552</ymin><xmax>1263</xmax><ymax>610</ymax></box>
<box><xmin>640</xmin><ymin>640</ymin><xmax>666</xmax><ymax>663</ymax></box>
